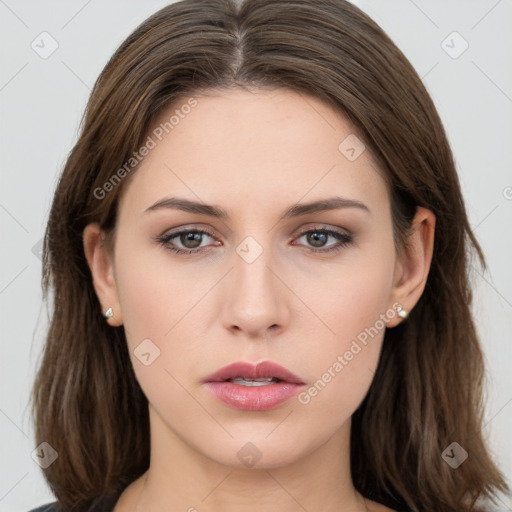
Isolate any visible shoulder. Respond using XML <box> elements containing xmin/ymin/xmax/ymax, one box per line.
<box><xmin>363</xmin><ymin>492</ymin><xmax>411</xmax><ymax>512</ymax></box>
<box><xmin>27</xmin><ymin>504</ymin><xmax>59</xmax><ymax>512</ymax></box>
<box><xmin>27</xmin><ymin>493</ymin><xmax>121</xmax><ymax>512</ymax></box>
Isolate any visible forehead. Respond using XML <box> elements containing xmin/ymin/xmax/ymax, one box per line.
<box><xmin>117</xmin><ymin>87</ymin><xmax>388</xmax><ymax>218</ymax></box>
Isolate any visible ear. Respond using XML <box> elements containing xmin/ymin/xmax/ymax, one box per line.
<box><xmin>387</xmin><ymin>206</ymin><xmax>436</xmax><ymax>327</ymax></box>
<box><xmin>83</xmin><ymin>222</ymin><xmax>123</xmax><ymax>326</ymax></box>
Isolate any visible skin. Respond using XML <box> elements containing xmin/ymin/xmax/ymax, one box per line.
<box><xmin>83</xmin><ymin>87</ymin><xmax>435</xmax><ymax>512</ymax></box>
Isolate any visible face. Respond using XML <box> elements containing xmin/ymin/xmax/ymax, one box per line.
<box><xmin>99</xmin><ymin>88</ymin><xmax>406</xmax><ymax>469</ymax></box>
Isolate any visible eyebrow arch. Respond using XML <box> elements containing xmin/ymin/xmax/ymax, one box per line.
<box><xmin>144</xmin><ymin>195</ymin><xmax>371</xmax><ymax>219</ymax></box>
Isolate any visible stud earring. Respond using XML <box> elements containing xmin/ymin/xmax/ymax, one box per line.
<box><xmin>396</xmin><ymin>305</ymin><xmax>409</xmax><ymax>319</ymax></box>
<box><xmin>103</xmin><ymin>307</ymin><xmax>114</xmax><ymax>319</ymax></box>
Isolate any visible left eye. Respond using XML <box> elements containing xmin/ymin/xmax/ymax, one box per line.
<box><xmin>294</xmin><ymin>228</ymin><xmax>352</xmax><ymax>252</ymax></box>
<box><xmin>155</xmin><ymin>227</ymin><xmax>352</xmax><ymax>255</ymax></box>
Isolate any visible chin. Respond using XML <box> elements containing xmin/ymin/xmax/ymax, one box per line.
<box><xmin>197</xmin><ymin>428</ymin><xmax>325</xmax><ymax>471</ymax></box>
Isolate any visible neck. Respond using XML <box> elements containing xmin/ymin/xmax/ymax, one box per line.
<box><xmin>121</xmin><ymin>405</ymin><xmax>368</xmax><ymax>512</ymax></box>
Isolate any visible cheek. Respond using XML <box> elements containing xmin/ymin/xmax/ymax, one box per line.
<box><xmin>113</xmin><ymin>247</ymin><xmax>196</xmax><ymax>415</ymax></box>
<box><xmin>114</xmin><ymin>240</ymin><xmax>209</xmax><ymax>343</ymax></box>
<box><xmin>302</xmin><ymin>236</ymin><xmax>395</xmax><ymax>346</ymax></box>
<box><xmin>113</xmin><ymin>239</ymin><xmax>219</xmax><ymax>398</ymax></box>
<box><xmin>295</xmin><ymin>243</ymin><xmax>395</xmax><ymax>414</ymax></box>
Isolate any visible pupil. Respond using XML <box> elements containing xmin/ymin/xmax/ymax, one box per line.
<box><xmin>181</xmin><ymin>232</ymin><xmax>202</xmax><ymax>249</ymax></box>
<box><xmin>308</xmin><ymin>232</ymin><xmax>327</xmax><ymax>247</ymax></box>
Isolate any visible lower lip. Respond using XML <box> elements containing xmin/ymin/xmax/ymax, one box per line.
<box><xmin>205</xmin><ymin>381</ymin><xmax>304</xmax><ymax>411</ymax></box>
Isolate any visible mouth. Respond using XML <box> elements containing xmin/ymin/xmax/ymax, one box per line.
<box><xmin>204</xmin><ymin>360</ymin><xmax>305</xmax><ymax>385</ymax></box>
<box><xmin>204</xmin><ymin>361</ymin><xmax>305</xmax><ymax>411</ymax></box>
<box><xmin>228</xmin><ymin>377</ymin><xmax>281</xmax><ymax>386</ymax></box>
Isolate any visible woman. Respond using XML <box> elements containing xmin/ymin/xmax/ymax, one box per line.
<box><xmin>29</xmin><ymin>0</ymin><xmax>509</xmax><ymax>511</ymax></box>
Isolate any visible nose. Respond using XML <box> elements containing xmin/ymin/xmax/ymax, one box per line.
<box><xmin>220</xmin><ymin>243</ymin><xmax>290</xmax><ymax>339</ymax></box>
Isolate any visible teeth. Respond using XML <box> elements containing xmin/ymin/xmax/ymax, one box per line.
<box><xmin>230</xmin><ymin>377</ymin><xmax>279</xmax><ymax>386</ymax></box>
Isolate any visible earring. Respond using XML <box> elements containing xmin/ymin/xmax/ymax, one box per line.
<box><xmin>103</xmin><ymin>307</ymin><xmax>114</xmax><ymax>319</ymax></box>
<box><xmin>396</xmin><ymin>305</ymin><xmax>409</xmax><ymax>320</ymax></box>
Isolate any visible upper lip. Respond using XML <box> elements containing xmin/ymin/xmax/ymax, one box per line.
<box><xmin>205</xmin><ymin>361</ymin><xmax>305</xmax><ymax>385</ymax></box>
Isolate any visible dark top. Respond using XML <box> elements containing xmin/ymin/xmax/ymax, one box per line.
<box><xmin>28</xmin><ymin>487</ymin><xmax>412</xmax><ymax>511</ymax></box>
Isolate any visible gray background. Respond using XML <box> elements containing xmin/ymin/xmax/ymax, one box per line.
<box><xmin>1</xmin><ymin>1</ymin><xmax>511</xmax><ymax>510</ymax></box>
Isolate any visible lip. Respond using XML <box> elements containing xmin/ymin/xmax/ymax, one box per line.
<box><xmin>205</xmin><ymin>361</ymin><xmax>305</xmax><ymax>384</ymax></box>
<box><xmin>204</xmin><ymin>361</ymin><xmax>305</xmax><ymax>411</ymax></box>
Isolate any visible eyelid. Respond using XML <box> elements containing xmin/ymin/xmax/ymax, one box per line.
<box><xmin>158</xmin><ymin>225</ymin><xmax>218</xmax><ymax>245</ymax></box>
<box><xmin>294</xmin><ymin>223</ymin><xmax>351</xmax><ymax>237</ymax></box>
<box><xmin>158</xmin><ymin>224</ymin><xmax>217</xmax><ymax>240</ymax></box>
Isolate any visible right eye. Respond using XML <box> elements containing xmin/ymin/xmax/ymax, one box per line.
<box><xmin>155</xmin><ymin>228</ymin><xmax>220</xmax><ymax>255</ymax></box>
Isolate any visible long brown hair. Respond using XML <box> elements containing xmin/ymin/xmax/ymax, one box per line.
<box><xmin>31</xmin><ymin>0</ymin><xmax>509</xmax><ymax>510</ymax></box>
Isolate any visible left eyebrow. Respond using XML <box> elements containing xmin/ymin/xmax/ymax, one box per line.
<box><xmin>280</xmin><ymin>196</ymin><xmax>371</xmax><ymax>218</ymax></box>
<box><xmin>144</xmin><ymin>195</ymin><xmax>371</xmax><ymax>219</ymax></box>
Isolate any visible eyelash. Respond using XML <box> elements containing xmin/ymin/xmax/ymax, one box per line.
<box><xmin>154</xmin><ymin>226</ymin><xmax>352</xmax><ymax>255</ymax></box>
